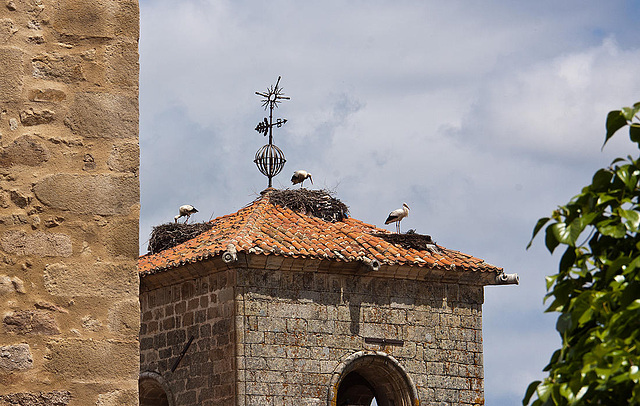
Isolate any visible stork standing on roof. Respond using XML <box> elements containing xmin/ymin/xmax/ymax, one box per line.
<box><xmin>175</xmin><ymin>205</ymin><xmax>198</xmax><ymax>223</ymax></box>
<box><xmin>291</xmin><ymin>170</ymin><xmax>313</xmax><ymax>188</ymax></box>
<box><xmin>385</xmin><ymin>203</ymin><xmax>410</xmax><ymax>233</ymax></box>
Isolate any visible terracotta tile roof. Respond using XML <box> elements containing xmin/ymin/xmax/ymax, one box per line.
<box><xmin>138</xmin><ymin>191</ymin><xmax>503</xmax><ymax>277</ymax></box>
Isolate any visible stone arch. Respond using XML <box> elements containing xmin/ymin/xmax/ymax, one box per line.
<box><xmin>139</xmin><ymin>371</ymin><xmax>174</xmax><ymax>406</ymax></box>
<box><xmin>328</xmin><ymin>351</ymin><xmax>419</xmax><ymax>406</ymax></box>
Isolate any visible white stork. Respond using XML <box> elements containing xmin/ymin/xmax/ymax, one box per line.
<box><xmin>175</xmin><ymin>205</ymin><xmax>198</xmax><ymax>223</ymax></box>
<box><xmin>385</xmin><ymin>203</ymin><xmax>410</xmax><ymax>233</ymax></box>
<box><xmin>291</xmin><ymin>170</ymin><xmax>313</xmax><ymax>188</ymax></box>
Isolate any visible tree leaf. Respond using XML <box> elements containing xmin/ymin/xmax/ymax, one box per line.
<box><xmin>619</xmin><ymin>209</ymin><xmax>640</xmax><ymax>231</ymax></box>
<box><xmin>556</xmin><ymin>312</ymin><xmax>572</xmax><ymax>333</ymax></box>
<box><xmin>622</xmin><ymin>106</ymin><xmax>638</xmax><ymax>120</ymax></box>
<box><xmin>559</xmin><ymin>246</ymin><xmax>576</xmax><ymax>273</ymax></box>
<box><xmin>551</xmin><ymin>218</ymin><xmax>584</xmax><ymax>246</ymax></box>
<box><xmin>592</xmin><ymin>169</ymin><xmax>613</xmax><ymax>190</ymax></box>
<box><xmin>524</xmin><ymin>381</ymin><xmax>542</xmax><ymax>405</ymax></box>
<box><xmin>545</xmin><ymin>224</ymin><xmax>560</xmax><ymax>253</ymax></box>
<box><xmin>604</xmin><ymin>110</ymin><xmax>627</xmax><ymax>148</ymax></box>
<box><xmin>528</xmin><ymin>217</ymin><xmax>551</xmax><ymax>249</ymax></box>
<box><xmin>630</xmin><ymin>124</ymin><xmax>640</xmax><ymax>144</ymax></box>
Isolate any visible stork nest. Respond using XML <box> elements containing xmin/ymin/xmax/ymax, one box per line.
<box><xmin>147</xmin><ymin>222</ymin><xmax>213</xmax><ymax>254</ymax></box>
<box><xmin>268</xmin><ymin>188</ymin><xmax>349</xmax><ymax>222</ymax></box>
<box><xmin>374</xmin><ymin>232</ymin><xmax>441</xmax><ymax>252</ymax></box>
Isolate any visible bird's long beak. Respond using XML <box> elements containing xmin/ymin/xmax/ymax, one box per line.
<box><xmin>309</xmin><ymin>175</ymin><xmax>313</xmax><ymax>184</ymax></box>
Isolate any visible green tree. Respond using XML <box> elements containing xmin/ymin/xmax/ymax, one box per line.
<box><xmin>524</xmin><ymin>102</ymin><xmax>640</xmax><ymax>405</ymax></box>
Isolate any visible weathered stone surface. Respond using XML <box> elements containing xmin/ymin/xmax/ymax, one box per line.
<box><xmin>0</xmin><ymin>344</ymin><xmax>32</xmax><ymax>371</ymax></box>
<box><xmin>34</xmin><ymin>301</ymin><xmax>68</xmax><ymax>313</ymax></box>
<box><xmin>33</xmin><ymin>174</ymin><xmax>138</xmax><ymax>215</ymax></box>
<box><xmin>0</xmin><ymin>18</ymin><xmax>17</xmax><ymax>42</ymax></box>
<box><xmin>20</xmin><ymin>109</ymin><xmax>55</xmax><ymax>126</ymax></box>
<box><xmin>82</xmin><ymin>154</ymin><xmax>95</xmax><ymax>171</ymax></box>
<box><xmin>0</xmin><ymin>391</ymin><xmax>70</xmax><ymax>406</ymax></box>
<box><xmin>96</xmin><ymin>389</ymin><xmax>137</xmax><ymax>406</ymax></box>
<box><xmin>64</xmin><ymin>92</ymin><xmax>137</xmax><ymax>139</ymax></box>
<box><xmin>105</xmin><ymin>42</ymin><xmax>138</xmax><ymax>88</ymax></box>
<box><xmin>10</xmin><ymin>190</ymin><xmax>30</xmax><ymax>208</ymax></box>
<box><xmin>1</xmin><ymin>231</ymin><xmax>72</xmax><ymax>257</ymax></box>
<box><xmin>0</xmin><ymin>0</ymin><xmax>141</xmax><ymax>402</ymax></box>
<box><xmin>104</xmin><ymin>218</ymin><xmax>139</xmax><ymax>258</ymax></box>
<box><xmin>53</xmin><ymin>0</ymin><xmax>116</xmax><ymax>39</ymax></box>
<box><xmin>32</xmin><ymin>53</ymin><xmax>85</xmax><ymax>83</ymax></box>
<box><xmin>0</xmin><ymin>47</ymin><xmax>23</xmax><ymax>102</ymax></box>
<box><xmin>0</xmin><ymin>135</ymin><xmax>50</xmax><ymax>167</ymax></box>
<box><xmin>44</xmin><ymin>262</ymin><xmax>137</xmax><ymax>297</ymax></box>
<box><xmin>45</xmin><ymin>338</ymin><xmax>139</xmax><ymax>380</ymax></box>
<box><xmin>107</xmin><ymin>298</ymin><xmax>140</xmax><ymax>335</ymax></box>
<box><xmin>81</xmin><ymin>315</ymin><xmax>103</xmax><ymax>332</ymax></box>
<box><xmin>107</xmin><ymin>143</ymin><xmax>139</xmax><ymax>173</ymax></box>
<box><xmin>27</xmin><ymin>89</ymin><xmax>66</xmax><ymax>103</ymax></box>
<box><xmin>0</xmin><ymin>275</ymin><xmax>25</xmax><ymax>296</ymax></box>
<box><xmin>3</xmin><ymin>310</ymin><xmax>60</xmax><ymax>335</ymax></box>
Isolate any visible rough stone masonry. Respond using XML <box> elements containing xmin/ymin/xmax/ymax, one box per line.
<box><xmin>0</xmin><ymin>1</ymin><xmax>140</xmax><ymax>405</ymax></box>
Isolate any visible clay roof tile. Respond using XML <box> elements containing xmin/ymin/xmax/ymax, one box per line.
<box><xmin>139</xmin><ymin>190</ymin><xmax>503</xmax><ymax>278</ymax></box>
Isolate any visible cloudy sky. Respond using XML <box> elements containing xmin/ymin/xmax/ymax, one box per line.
<box><xmin>138</xmin><ymin>1</ymin><xmax>640</xmax><ymax>404</ymax></box>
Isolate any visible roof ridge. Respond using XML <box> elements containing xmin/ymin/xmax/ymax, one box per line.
<box><xmin>227</xmin><ymin>194</ymin><xmax>271</xmax><ymax>251</ymax></box>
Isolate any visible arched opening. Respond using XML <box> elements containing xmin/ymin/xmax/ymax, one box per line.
<box><xmin>329</xmin><ymin>351</ymin><xmax>418</xmax><ymax>406</ymax></box>
<box><xmin>139</xmin><ymin>371</ymin><xmax>174</xmax><ymax>406</ymax></box>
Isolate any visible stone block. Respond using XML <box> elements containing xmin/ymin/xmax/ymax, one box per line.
<box><xmin>0</xmin><ymin>18</ymin><xmax>17</xmax><ymax>42</ymax></box>
<box><xmin>28</xmin><ymin>88</ymin><xmax>67</xmax><ymax>103</ymax></box>
<box><xmin>0</xmin><ymin>275</ymin><xmax>25</xmax><ymax>296</ymax></box>
<box><xmin>33</xmin><ymin>173</ymin><xmax>138</xmax><ymax>215</ymax></box>
<box><xmin>104</xmin><ymin>218</ymin><xmax>139</xmax><ymax>259</ymax></box>
<box><xmin>0</xmin><ymin>343</ymin><xmax>32</xmax><ymax>371</ymax></box>
<box><xmin>32</xmin><ymin>53</ymin><xmax>85</xmax><ymax>83</ymax></box>
<box><xmin>52</xmin><ymin>0</ymin><xmax>125</xmax><ymax>39</ymax></box>
<box><xmin>1</xmin><ymin>230</ymin><xmax>72</xmax><ymax>257</ymax></box>
<box><xmin>0</xmin><ymin>47</ymin><xmax>23</xmax><ymax>101</ymax></box>
<box><xmin>0</xmin><ymin>391</ymin><xmax>70</xmax><ymax>406</ymax></box>
<box><xmin>3</xmin><ymin>310</ymin><xmax>60</xmax><ymax>335</ymax></box>
<box><xmin>65</xmin><ymin>92</ymin><xmax>138</xmax><ymax>139</ymax></box>
<box><xmin>20</xmin><ymin>108</ymin><xmax>55</xmax><ymax>126</ymax></box>
<box><xmin>45</xmin><ymin>338</ymin><xmax>139</xmax><ymax>380</ymax></box>
<box><xmin>107</xmin><ymin>142</ymin><xmax>139</xmax><ymax>173</ymax></box>
<box><xmin>107</xmin><ymin>298</ymin><xmax>139</xmax><ymax>335</ymax></box>
<box><xmin>0</xmin><ymin>135</ymin><xmax>50</xmax><ymax>167</ymax></box>
<box><xmin>96</xmin><ymin>389</ymin><xmax>137</xmax><ymax>406</ymax></box>
<box><xmin>44</xmin><ymin>262</ymin><xmax>137</xmax><ymax>297</ymax></box>
<box><xmin>105</xmin><ymin>42</ymin><xmax>139</xmax><ymax>88</ymax></box>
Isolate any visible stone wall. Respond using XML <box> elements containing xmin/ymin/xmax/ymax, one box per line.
<box><xmin>236</xmin><ymin>268</ymin><xmax>485</xmax><ymax>406</ymax></box>
<box><xmin>140</xmin><ymin>261</ymin><xmax>485</xmax><ymax>406</ymax></box>
<box><xmin>0</xmin><ymin>1</ymin><xmax>140</xmax><ymax>405</ymax></box>
<box><xmin>140</xmin><ymin>269</ymin><xmax>236</xmax><ymax>406</ymax></box>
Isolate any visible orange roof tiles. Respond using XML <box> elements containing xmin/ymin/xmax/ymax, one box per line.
<box><xmin>138</xmin><ymin>191</ymin><xmax>503</xmax><ymax>277</ymax></box>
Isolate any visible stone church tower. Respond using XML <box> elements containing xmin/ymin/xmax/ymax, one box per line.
<box><xmin>138</xmin><ymin>189</ymin><xmax>517</xmax><ymax>406</ymax></box>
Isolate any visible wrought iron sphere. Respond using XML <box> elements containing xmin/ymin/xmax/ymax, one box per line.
<box><xmin>254</xmin><ymin>144</ymin><xmax>286</xmax><ymax>180</ymax></box>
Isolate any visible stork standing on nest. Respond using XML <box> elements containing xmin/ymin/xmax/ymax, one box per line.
<box><xmin>385</xmin><ymin>203</ymin><xmax>410</xmax><ymax>233</ymax></box>
<box><xmin>291</xmin><ymin>170</ymin><xmax>313</xmax><ymax>188</ymax></box>
<box><xmin>175</xmin><ymin>205</ymin><xmax>198</xmax><ymax>223</ymax></box>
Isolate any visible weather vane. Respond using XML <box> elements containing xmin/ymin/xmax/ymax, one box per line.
<box><xmin>253</xmin><ymin>76</ymin><xmax>289</xmax><ymax>188</ymax></box>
